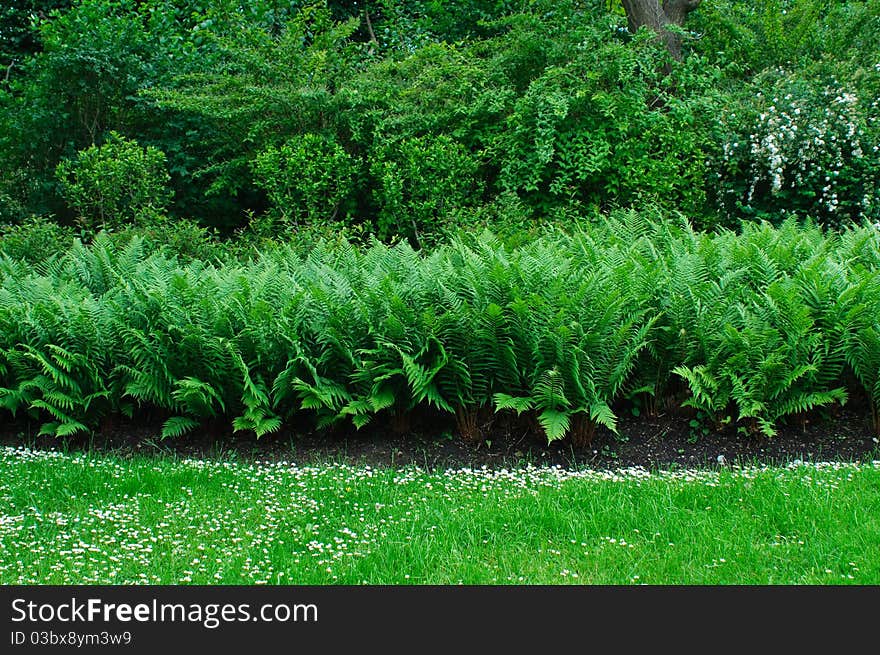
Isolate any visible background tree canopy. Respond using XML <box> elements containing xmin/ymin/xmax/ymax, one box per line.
<box><xmin>1</xmin><ymin>0</ymin><xmax>878</xmax><ymax>243</ymax></box>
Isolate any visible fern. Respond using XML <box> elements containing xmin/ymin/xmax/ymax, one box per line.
<box><xmin>0</xmin><ymin>217</ymin><xmax>878</xmax><ymax>445</ymax></box>
<box><xmin>493</xmin><ymin>393</ymin><xmax>534</xmax><ymax>415</ymax></box>
<box><xmin>161</xmin><ymin>416</ymin><xmax>201</xmax><ymax>439</ymax></box>
<box><xmin>537</xmin><ymin>408</ymin><xmax>571</xmax><ymax>442</ymax></box>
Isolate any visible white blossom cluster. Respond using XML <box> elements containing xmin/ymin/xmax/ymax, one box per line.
<box><xmin>722</xmin><ymin>75</ymin><xmax>879</xmax><ymax>222</ymax></box>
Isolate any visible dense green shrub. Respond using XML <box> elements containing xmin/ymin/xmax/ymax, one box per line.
<box><xmin>0</xmin><ymin>215</ymin><xmax>74</xmax><ymax>262</ymax></box>
<box><xmin>0</xmin><ymin>169</ymin><xmax>32</xmax><ymax>225</ymax></box>
<box><xmin>370</xmin><ymin>134</ymin><xmax>482</xmax><ymax>245</ymax></box>
<box><xmin>109</xmin><ymin>219</ymin><xmax>227</xmax><ymax>264</ymax></box>
<box><xmin>691</xmin><ymin>0</ymin><xmax>880</xmax><ymax>74</ymax></box>
<box><xmin>494</xmin><ymin>28</ymin><xmax>724</xmax><ymax>219</ymax></box>
<box><xmin>1</xmin><ymin>2</ymin><xmax>73</xmax><ymax>67</ymax></box>
<box><xmin>4</xmin><ymin>0</ymin><xmax>877</xmax><ymax>237</ymax></box>
<box><xmin>146</xmin><ymin>4</ymin><xmax>361</xmax><ymax>220</ymax></box>
<box><xmin>55</xmin><ymin>132</ymin><xmax>172</xmax><ymax>230</ymax></box>
<box><xmin>0</xmin><ymin>0</ymin><xmax>185</xmax><ymax>221</ymax></box>
<box><xmin>252</xmin><ymin>134</ymin><xmax>357</xmax><ymax>227</ymax></box>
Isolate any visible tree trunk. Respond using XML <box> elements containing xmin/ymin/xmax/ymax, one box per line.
<box><xmin>620</xmin><ymin>0</ymin><xmax>702</xmax><ymax>60</ymax></box>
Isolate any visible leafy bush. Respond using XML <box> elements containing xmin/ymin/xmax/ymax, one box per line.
<box><xmin>110</xmin><ymin>219</ymin><xmax>227</xmax><ymax>264</ymax></box>
<box><xmin>493</xmin><ymin>26</ymin><xmax>723</xmax><ymax>220</ymax></box>
<box><xmin>0</xmin><ymin>215</ymin><xmax>74</xmax><ymax>262</ymax></box>
<box><xmin>252</xmin><ymin>133</ymin><xmax>357</xmax><ymax>227</ymax></box>
<box><xmin>0</xmin><ymin>0</ymin><xmax>185</xmax><ymax>221</ymax></box>
<box><xmin>2</xmin><ymin>0</ymin><xmax>880</xmax><ymax>236</ymax></box>
<box><xmin>147</xmin><ymin>4</ymin><xmax>361</xmax><ymax>221</ymax></box>
<box><xmin>55</xmin><ymin>132</ymin><xmax>172</xmax><ymax>231</ymax></box>
<box><xmin>370</xmin><ymin>134</ymin><xmax>482</xmax><ymax>245</ymax></box>
<box><xmin>716</xmin><ymin>68</ymin><xmax>880</xmax><ymax>228</ymax></box>
<box><xmin>691</xmin><ymin>0</ymin><xmax>880</xmax><ymax>74</ymax></box>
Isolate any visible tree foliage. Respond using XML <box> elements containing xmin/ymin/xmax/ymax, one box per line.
<box><xmin>0</xmin><ymin>0</ymin><xmax>878</xmax><ymax>237</ymax></box>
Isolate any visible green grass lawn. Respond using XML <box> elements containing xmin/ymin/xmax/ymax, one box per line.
<box><xmin>1</xmin><ymin>446</ymin><xmax>878</xmax><ymax>585</ymax></box>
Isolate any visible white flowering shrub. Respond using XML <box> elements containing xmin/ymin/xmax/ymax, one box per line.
<box><xmin>717</xmin><ymin>70</ymin><xmax>880</xmax><ymax>229</ymax></box>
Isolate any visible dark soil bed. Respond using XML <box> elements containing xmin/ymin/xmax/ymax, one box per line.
<box><xmin>3</xmin><ymin>404</ymin><xmax>879</xmax><ymax>471</ymax></box>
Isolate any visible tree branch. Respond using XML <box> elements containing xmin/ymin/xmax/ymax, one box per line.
<box><xmin>363</xmin><ymin>2</ymin><xmax>379</xmax><ymax>53</ymax></box>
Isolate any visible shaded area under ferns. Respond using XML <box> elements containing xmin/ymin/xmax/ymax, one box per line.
<box><xmin>3</xmin><ymin>214</ymin><xmax>880</xmax><ymax>446</ymax></box>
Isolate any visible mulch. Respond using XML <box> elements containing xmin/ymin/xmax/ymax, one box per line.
<box><xmin>3</xmin><ymin>402</ymin><xmax>878</xmax><ymax>471</ymax></box>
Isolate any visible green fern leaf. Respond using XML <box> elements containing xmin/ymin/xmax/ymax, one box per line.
<box><xmin>493</xmin><ymin>393</ymin><xmax>534</xmax><ymax>415</ymax></box>
<box><xmin>161</xmin><ymin>416</ymin><xmax>200</xmax><ymax>439</ymax></box>
<box><xmin>54</xmin><ymin>421</ymin><xmax>89</xmax><ymax>437</ymax></box>
<box><xmin>589</xmin><ymin>401</ymin><xmax>618</xmax><ymax>434</ymax></box>
<box><xmin>538</xmin><ymin>408</ymin><xmax>571</xmax><ymax>442</ymax></box>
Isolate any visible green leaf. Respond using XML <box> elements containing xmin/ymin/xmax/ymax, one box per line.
<box><xmin>369</xmin><ymin>387</ymin><xmax>396</xmax><ymax>412</ymax></box>
<box><xmin>254</xmin><ymin>416</ymin><xmax>282</xmax><ymax>438</ymax></box>
<box><xmin>538</xmin><ymin>409</ymin><xmax>571</xmax><ymax>442</ymax></box>
<box><xmin>352</xmin><ymin>414</ymin><xmax>372</xmax><ymax>429</ymax></box>
<box><xmin>54</xmin><ymin>421</ymin><xmax>89</xmax><ymax>437</ymax></box>
<box><xmin>161</xmin><ymin>416</ymin><xmax>200</xmax><ymax>439</ymax></box>
<box><xmin>589</xmin><ymin>402</ymin><xmax>617</xmax><ymax>434</ymax></box>
<box><xmin>493</xmin><ymin>393</ymin><xmax>535</xmax><ymax>415</ymax></box>
<box><xmin>37</xmin><ymin>422</ymin><xmax>60</xmax><ymax>437</ymax></box>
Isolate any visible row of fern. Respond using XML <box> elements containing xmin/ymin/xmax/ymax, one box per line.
<box><xmin>2</xmin><ymin>214</ymin><xmax>880</xmax><ymax>444</ymax></box>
